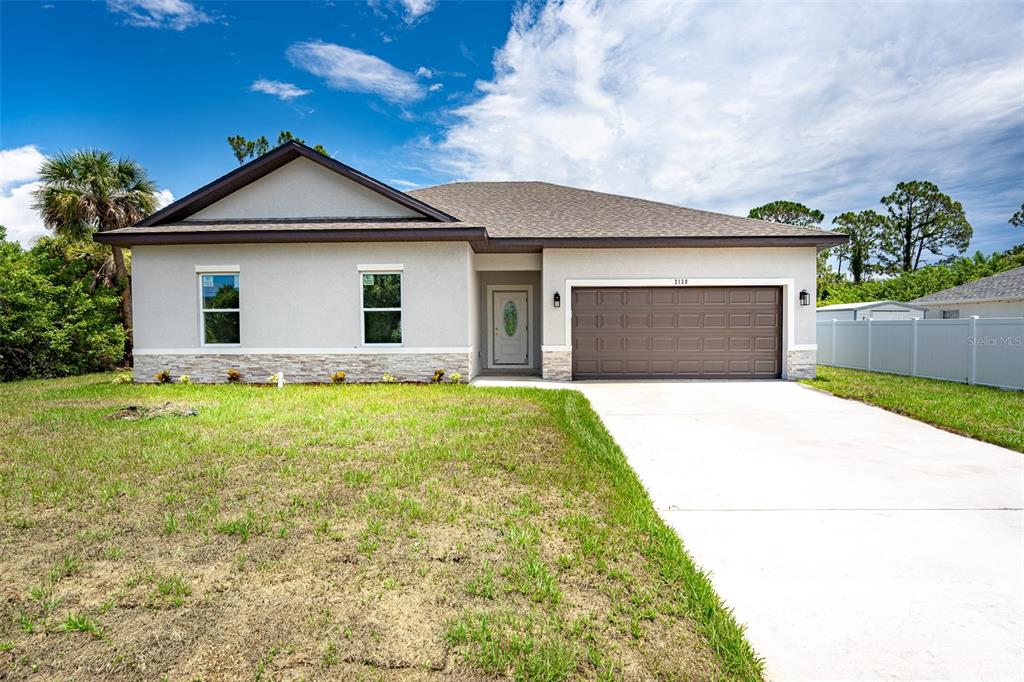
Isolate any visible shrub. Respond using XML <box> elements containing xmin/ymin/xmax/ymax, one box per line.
<box><xmin>432</xmin><ymin>368</ymin><xmax>446</xmax><ymax>384</ymax></box>
<box><xmin>0</xmin><ymin>231</ymin><xmax>125</xmax><ymax>381</ymax></box>
<box><xmin>330</xmin><ymin>370</ymin><xmax>346</xmax><ymax>384</ymax></box>
<box><xmin>226</xmin><ymin>368</ymin><xmax>243</xmax><ymax>383</ymax></box>
<box><xmin>154</xmin><ymin>370</ymin><xmax>171</xmax><ymax>384</ymax></box>
<box><xmin>381</xmin><ymin>372</ymin><xmax>397</xmax><ymax>384</ymax></box>
<box><xmin>449</xmin><ymin>372</ymin><xmax>463</xmax><ymax>384</ymax></box>
<box><xmin>267</xmin><ymin>372</ymin><xmax>282</xmax><ymax>385</ymax></box>
<box><xmin>177</xmin><ymin>375</ymin><xmax>191</xmax><ymax>385</ymax></box>
<box><xmin>111</xmin><ymin>373</ymin><xmax>133</xmax><ymax>385</ymax></box>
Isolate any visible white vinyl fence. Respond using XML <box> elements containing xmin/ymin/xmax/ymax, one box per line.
<box><xmin>817</xmin><ymin>317</ymin><xmax>1024</xmax><ymax>390</ymax></box>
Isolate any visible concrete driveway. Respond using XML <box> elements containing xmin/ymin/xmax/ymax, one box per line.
<box><xmin>572</xmin><ymin>381</ymin><xmax>1024</xmax><ymax>681</ymax></box>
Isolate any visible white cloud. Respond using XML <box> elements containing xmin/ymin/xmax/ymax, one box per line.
<box><xmin>429</xmin><ymin>83</ymin><xmax>444</xmax><ymax>93</ymax></box>
<box><xmin>399</xmin><ymin>0</ymin><xmax>436</xmax><ymax>23</ymax></box>
<box><xmin>416</xmin><ymin>66</ymin><xmax>433</xmax><ymax>79</ymax></box>
<box><xmin>250</xmin><ymin>79</ymin><xmax>312</xmax><ymax>100</ymax></box>
<box><xmin>286</xmin><ymin>41</ymin><xmax>424</xmax><ymax>103</ymax></box>
<box><xmin>0</xmin><ymin>145</ymin><xmax>176</xmax><ymax>247</ymax></box>
<box><xmin>0</xmin><ymin>146</ymin><xmax>46</xmax><ymax>246</ymax></box>
<box><xmin>107</xmin><ymin>0</ymin><xmax>212</xmax><ymax>30</ymax></box>
<box><xmin>435</xmin><ymin>2</ymin><xmax>1024</xmax><ymax>245</ymax></box>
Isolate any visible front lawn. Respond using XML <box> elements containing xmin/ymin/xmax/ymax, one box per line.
<box><xmin>0</xmin><ymin>375</ymin><xmax>762</xmax><ymax>680</ymax></box>
<box><xmin>802</xmin><ymin>366</ymin><xmax>1024</xmax><ymax>453</ymax></box>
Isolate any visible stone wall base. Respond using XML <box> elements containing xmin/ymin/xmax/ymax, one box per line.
<box><xmin>542</xmin><ymin>350</ymin><xmax>572</xmax><ymax>381</ymax></box>
<box><xmin>785</xmin><ymin>349</ymin><xmax>816</xmax><ymax>380</ymax></box>
<box><xmin>133</xmin><ymin>353</ymin><xmax>471</xmax><ymax>384</ymax></box>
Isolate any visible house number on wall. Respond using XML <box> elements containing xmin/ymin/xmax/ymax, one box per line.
<box><xmin>673</xmin><ymin>278</ymin><xmax>688</xmax><ymax>285</ymax></box>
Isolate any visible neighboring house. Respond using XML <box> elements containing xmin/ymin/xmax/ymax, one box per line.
<box><xmin>815</xmin><ymin>301</ymin><xmax>927</xmax><ymax>322</ymax></box>
<box><xmin>911</xmin><ymin>266</ymin><xmax>1024</xmax><ymax>319</ymax></box>
<box><xmin>95</xmin><ymin>142</ymin><xmax>845</xmax><ymax>383</ymax></box>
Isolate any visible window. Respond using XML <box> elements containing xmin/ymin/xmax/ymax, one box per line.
<box><xmin>361</xmin><ymin>272</ymin><xmax>402</xmax><ymax>344</ymax></box>
<box><xmin>941</xmin><ymin>309</ymin><xmax>960</xmax><ymax>320</ymax></box>
<box><xmin>200</xmin><ymin>273</ymin><xmax>240</xmax><ymax>344</ymax></box>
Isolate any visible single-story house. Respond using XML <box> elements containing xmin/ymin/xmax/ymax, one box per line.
<box><xmin>815</xmin><ymin>300</ymin><xmax>927</xmax><ymax>322</ymax></box>
<box><xmin>95</xmin><ymin>141</ymin><xmax>846</xmax><ymax>383</ymax></box>
<box><xmin>911</xmin><ymin>266</ymin><xmax>1024</xmax><ymax>319</ymax></box>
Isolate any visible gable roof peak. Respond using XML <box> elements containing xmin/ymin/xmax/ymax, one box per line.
<box><xmin>137</xmin><ymin>140</ymin><xmax>457</xmax><ymax>227</ymax></box>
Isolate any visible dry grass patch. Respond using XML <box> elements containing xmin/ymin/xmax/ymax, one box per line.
<box><xmin>0</xmin><ymin>374</ymin><xmax>761</xmax><ymax>680</ymax></box>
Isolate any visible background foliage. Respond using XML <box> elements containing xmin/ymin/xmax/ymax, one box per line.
<box><xmin>0</xmin><ymin>227</ymin><xmax>125</xmax><ymax>381</ymax></box>
<box><xmin>817</xmin><ymin>247</ymin><xmax>1024</xmax><ymax>305</ymax></box>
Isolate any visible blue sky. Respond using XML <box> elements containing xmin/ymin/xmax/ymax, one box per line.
<box><xmin>2</xmin><ymin>0</ymin><xmax>1022</xmax><ymax>258</ymax></box>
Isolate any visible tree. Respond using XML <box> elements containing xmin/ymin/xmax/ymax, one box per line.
<box><xmin>877</xmin><ymin>181</ymin><xmax>971</xmax><ymax>273</ymax></box>
<box><xmin>831</xmin><ymin>210</ymin><xmax>885</xmax><ymax>284</ymax></box>
<box><xmin>32</xmin><ymin>150</ymin><xmax>158</xmax><ymax>356</ymax></box>
<box><xmin>227</xmin><ymin>131</ymin><xmax>329</xmax><ymax>165</ymax></box>
<box><xmin>748</xmin><ymin>200</ymin><xmax>825</xmax><ymax>227</ymax></box>
<box><xmin>1010</xmin><ymin>202</ymin><xmax>1024</xmax><ymax>228</ymax></box>
<box><xmin>749</xmin><ymin>200</ymin><xmax>831</xmax><ymax>274</ymax></box>
<box><xmin>0</xmin><ymin>228</ymin><xmax>125</xmax><ymax>380</ymax></box>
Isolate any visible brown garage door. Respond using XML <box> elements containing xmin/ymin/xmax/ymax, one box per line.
<box><xmin>572</xmin><ymin>286</ymin><xmax>781</xmax><ymax>379</ymax></box>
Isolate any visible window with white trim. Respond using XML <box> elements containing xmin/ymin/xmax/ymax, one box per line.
<box><xmin>200</xmin><ymin>273</ymin><xmax>240</xmax><ymax>345</ymax></box>
<box><xmin>941</xmin><ymin>309</ymin><xmax>960</xmax><ymax>319</ymax></box>
<box><xmin>361</xmin><ymin>272</ymin><xmax>402</xmax><ymax>344</ymax></box>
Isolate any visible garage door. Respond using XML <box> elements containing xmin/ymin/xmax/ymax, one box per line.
<box><xmin>571</xmin><ymin>286</ymin><xmax>781</xmax><ymax>379</ymax></box>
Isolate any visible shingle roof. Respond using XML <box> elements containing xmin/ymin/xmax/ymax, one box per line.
<box><xmin>910</xmin><ymin>266</ymin><xmax>1024</xmax><ymax>304</ymax></box>
<box><xmin>95</xmin><ymin>147</ymin><xmax>847</xmax><ymax>249</ymax></box>
<box><xmin>409</xmin><ymin>181</ymin><xmax>841</xmax><ymax>241</ymax></box>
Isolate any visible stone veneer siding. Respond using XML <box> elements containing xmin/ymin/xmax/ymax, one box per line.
<box><xmin>542</xmin><ymin>350</ymin><xmax>572</xmax><ymax>381</ymax></box>
<box><xmin>785</xmin><ymin>349</ymin><xmax>816</xmax><ymax>380</ymax></box>
<box><xmin>134</xmin><ymin>352</ymin><xmax>471</xmax><ymax>384</ymax></box>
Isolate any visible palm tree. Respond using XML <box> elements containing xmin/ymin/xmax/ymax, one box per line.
<box><xmin>33</xmin><ymin>150</ymin><xmax>159</xmax><ymax>356</ymax></box>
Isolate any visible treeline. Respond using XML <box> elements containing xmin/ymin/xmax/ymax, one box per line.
<box><xmin>817</xmin><ymin>247</ymin><xmax>1024</xmax><ymax>306</ymax></box>
<box><xmin>0</xmin><ymin>227</ymin><xmax>126</xmax><ymax>380</ymax></box>
<box><xmin>749</xmin><ymin>184</ymin><xmax>1023</xmax><ymax>304</ymax></box>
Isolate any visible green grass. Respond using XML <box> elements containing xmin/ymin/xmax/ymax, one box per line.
<box><xmin>802</xmin><ymin>365</ymin><xmax>1024</xmax><ymax>452</ymax></box>
<box><xmin>0</xmin><ymin>374</ymin><xmax>762</xmax><ymax>679</ymax></box>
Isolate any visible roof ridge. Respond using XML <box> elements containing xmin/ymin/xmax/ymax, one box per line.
<box><xmin>413</xmin><ymin>180</ymin><xmax>838</xmax><ymax>234</ymax></box>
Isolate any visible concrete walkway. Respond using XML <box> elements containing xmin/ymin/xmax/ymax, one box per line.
<box><xmin>473</xmin><ymin>377</ymin><xmax>1024</xmax><ymax>681</ymax></box>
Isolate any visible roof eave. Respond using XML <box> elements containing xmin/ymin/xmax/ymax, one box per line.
<box><xmin>472</xmin><ymin>234</ymin><xmax>848</xmax><ymax>253</ymax></box>
<box><xmin>95</xmin><ymin>226</ymin><xmax>487</xmax><ymax>247</ymax></box>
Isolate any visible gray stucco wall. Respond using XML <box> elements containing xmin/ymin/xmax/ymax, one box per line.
<box><xmin>131</xmin><ymin>242</ymin><xmax>473</xmax><ymax>351</ymax></box>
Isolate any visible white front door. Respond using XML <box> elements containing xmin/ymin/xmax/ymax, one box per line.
<box><xmin>491</xmin><ymin>289</ymin><xmax>530</xmax><ymax>366</ymax></box>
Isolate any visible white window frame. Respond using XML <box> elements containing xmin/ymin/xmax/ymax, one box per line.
<box><xmin>198</xmin><ymin>272</ymin><xmax>241</xmax><ymax>347</ymax></box>
<box><xmin>359</xmin><ymin>268</ymin><xmax>403</xmax><ymax>347</ymax></box>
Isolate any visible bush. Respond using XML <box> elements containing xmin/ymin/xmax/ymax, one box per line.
<box><xmin>226</xmin><ymin>368</ymin><xmax>243</xmax><ymax>383</ymax></box>
<box><xmin>449</xmin><ymin>372</ymin><xmax>463</xmax><ymax>384</ymax></box>
<box><xmin>381</xmin><ymin>372</ymin><xmax>397</xmax><ymax>383</ymax></box>
<box><xmin>0</xmin><ymin>231</ymin><xmax>125</xmax><ymax>381</ymax></box>
<box><xmin>111</xmin><ymin>373</ymin><xmax>133</xmax><ymax>385</ymax></box>
<box><xmin>154</xmin><ymin>370</ymin><xmax>171</xmax><ymax>384</ymax></box>
<box><xmin>432</xmin><ymin>368</ymin><xmax>446</xmax><ymax>384</ymax></box>
<box><xmin>330</xmin><ymin>370</ymin><xmax>346</xmax><ymax>384</ymax></box>
<box><xmin>177</xmin><ymin>375</ymin><xmax>191</xmax><ymax>385</ymax></box>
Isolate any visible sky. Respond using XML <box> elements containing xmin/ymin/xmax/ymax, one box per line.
<box><xmin>1</xmin><ymin>0</ymin><xmax>1022</xmax><ymax>257</ymax></box>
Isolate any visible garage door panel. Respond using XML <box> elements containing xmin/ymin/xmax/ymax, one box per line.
<box><xmin>704</xmin><ymin>289</ymin><xmax>727</xmax><ymax>304</ymax></box>
<box><xmin>572</xmin><ymin>286</ymin><xmax>781</xmax><ymax>379</ymax></box>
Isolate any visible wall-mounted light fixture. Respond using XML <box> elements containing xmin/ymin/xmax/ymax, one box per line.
<box><xmin>553</xmin><ymin>291</ymin><xmax>561</xmax><ymax>308</ymax></box>
<box><xmin>799</xmin><ymin>289</ymin><xmax>811</xmax><ymax>306</ymax></box>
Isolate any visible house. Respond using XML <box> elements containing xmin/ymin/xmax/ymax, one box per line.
<box><xmin>815</xmin><ymin>300</ymin><xmax>927</xmax><ymax>322</ymax></box>
<box><xmin>911</xmin><ymin>266</ymin><xmax>1024</xmax><ymax>319</ymax></box>
<box><xmin>94</xmin><ymin>142</ymin><xmax>846</xmax><ymax>383</ymax></box>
